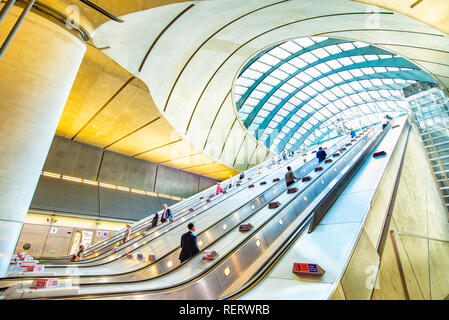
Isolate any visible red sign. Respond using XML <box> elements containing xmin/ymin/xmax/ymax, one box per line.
<box><xmin>292</xmin><ymin>263</ymin><xmax>324</xmax><ymax>276</ymax></box>
<box><xmin>239</xmin><ymin>223</ymin><xmax>253</xmax><ymax>231</ymax></box>
<box><xmin>268</xmin><ymin>201</ymin><xmax>280</xmax><ymax>209</ymax></box>
<box><xmin>30</xmin><ymin>278</ymin><xmax>59</xmax><ymax>289</ymax></box>
<box><xmin>373</xmin><ymin>151</ymin><xmax>387</xmax><ymax>158</ymax></box>
<box><xmin>287</xmin><ymin>188</ymin><xmax>297</xmax><ymax>194</ymax></box>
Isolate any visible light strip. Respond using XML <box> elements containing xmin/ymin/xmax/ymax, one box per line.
<box><xmin>62</xmin><ymin>175</ymin><xmax>82</xmax><ymax>183</ymax></box>
<box><xmin>40</xmin><ymin>172</ymin><xmax>185</xmax><ymax>200</ymax></box>
<box><xmin>42</xmin><ymin>171</ymin><xmax>61</xmax><ymax>179</ymax></box>
<box><xmin>99</xmin><ymin>182</ymin><xmax>116</xmax><ymax>189</ymax></box>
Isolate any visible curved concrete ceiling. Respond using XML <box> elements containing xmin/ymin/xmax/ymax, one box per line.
<box><xmin>36</xmin><ymin>0</ymin><xmax>191</xmax><ymax>35</ymax></box>
<box><xmin>87</xmin><ymin>0</ymin><xmax>448</xmax><ymax>174</ymax></box>
<box><xmin>56</xmin><ymin>45</ymin><xmax>238</xmax><ymax>180</ymax></box>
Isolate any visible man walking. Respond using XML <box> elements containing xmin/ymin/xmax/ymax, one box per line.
<box><xmin>316</xmin><ymin>147</ymin><xmax>327</xmax><ymax>163</ymax></box>
<box><xmin>179</xmin><ymin>222</ymin><xmax>200</xmax><ymax>263</ymax></box>
<box><xmin>285</xmin><ymin>166</ymin><xmax>299</xmax><ymax>187</ymax></box>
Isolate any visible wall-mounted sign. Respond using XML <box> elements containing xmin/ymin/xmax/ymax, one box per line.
<box><xmin>103</xmin><ymin>232</ymin><xmax>108</xmax><ymax>237</ymax></box>
<box><xmin>50</xmin><ymin>227</ymin><xmax>57</xmax><ymax>234</ymax></box>
<box><xmin>81</xmin><ymin>230</ymin><xmax>93</xmax><ymax>248</ymax></box>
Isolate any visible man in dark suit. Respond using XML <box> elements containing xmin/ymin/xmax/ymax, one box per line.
<box><xmin>316</xmin><ymin>147</ymin><xmax>327</xmax><ymax>163</ymax></box>
<box><xmin>179</xmin><ymin>222</ymin><xmax>200</xmax><ymax>263</ymax></box>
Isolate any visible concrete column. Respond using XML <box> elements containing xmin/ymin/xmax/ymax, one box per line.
<box><xmin>0</xmin><ymin>5</ymin><xmax>86</xmax><ymax>276</ymax></box>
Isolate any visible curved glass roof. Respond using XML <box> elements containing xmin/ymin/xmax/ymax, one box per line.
<box><xmin>234</xmin><ymin>37</ymin><xmax>437</xmax><ymax>153</ymax></box>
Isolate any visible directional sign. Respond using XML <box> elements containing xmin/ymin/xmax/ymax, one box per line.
<box><xmin>239</xmin><ymin>223</ymin><xmax>253</xmax><ymax>232</ymax></box>
<box><xmin>268</xmin><ymin>201</ymin><xmax>280</xmax><ymax>209</ymax></box>
<box><xmin>287</xmin><ymin>187</ymin><xmax>298</xmax><ymax>194</ymax></box>
<box><xmin>373</xmin><ymin>151</ymin><xmax>387</xmax><ymax>158</ymax></box>
<box><xmin>292</xmin><ymin>263</ymin><xmax>325</xmax><ymax>276</ymax></box>
<box><xmin>202</xmin><ymin>251</ymin><xmax>219</xmax><ymax>260</ymax></box>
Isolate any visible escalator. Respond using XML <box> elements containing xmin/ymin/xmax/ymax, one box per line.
<box><xmin>2</xmin><ymin>122</ymin><xmax>384</xmax><ymax>299</ymax></box>
<box><xmin>0</xmin><ymin>147</ymin><xmax>310</xmax><ymax>287</ymax></box>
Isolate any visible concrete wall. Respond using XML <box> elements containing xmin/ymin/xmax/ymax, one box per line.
<box><xmin>30</xmin><ymin>135</ymin><xmax>218</xmax><ymax>221</ymax></box>
<box><xmin>372</xmin><ymin>125</ymin><xmax>449</xmax><ymax>300</ymax></box>
<box><xmin>331</xmin><ymin>124</ymin><xmax>449</xmax><ymax>300</ymax></box>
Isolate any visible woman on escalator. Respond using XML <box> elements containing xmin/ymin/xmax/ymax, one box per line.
<box><xmin>151</xmin><ymin>212</ymin><xmax>159</xmax><ymax>228</ymax></box>
<box><xmin>71</xmin><ymin>245</ymin><xmax>84</xmax><ymax>262</ymax></box>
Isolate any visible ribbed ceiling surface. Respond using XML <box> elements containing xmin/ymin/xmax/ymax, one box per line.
<box><xmin>234</xmin><ymin>36</ymin><xmax>437</xmax><ymax>153</ymax></box>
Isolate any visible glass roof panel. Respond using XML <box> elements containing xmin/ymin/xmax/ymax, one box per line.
<box><xmin>234</xmin><ymin>36</ymin><xmax>428</xmax><ymax>153</ymax></box>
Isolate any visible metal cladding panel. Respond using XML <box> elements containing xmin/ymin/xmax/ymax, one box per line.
<box><xmin>99</xmin><ymin>188</ymin><xmax>152</xmax><ymax>221</ymax></box>
<box><xmin>199</xmin><ymin>175</ymin><xmax>218</xmax><ymax>191</ymax></box>
<box><xmin>43</xmin><ymin>135</ymin><xmax>70</xmax><ymax>174</ymax></box>
<box><xmin>14</xmin><ymin>224</ymin><xmax>49</xmax><ymax>257</ymax></box>
<box><xmin>43</xmin><ymin>136</ymin><xmax>102</xmax><ymax>180</ymax></box>
<box><xmin>155</xmin><ymin>165</ymin><xmax>198</xmax><ymax>198</ymax></box>
<box><xmin>30</xmin><ymin>176</ymin><xmax>99</xmax><ymax>215</ymax></box>
<box><xmin>127</xmin><ymin>157</ymin><xmax>157</xmax><ymax>191</ymax></box>
<box><xmin>99</xmin><ymin>151</ymin><xmax>131</xmax><ymax>186</ymax></box>
<box><xmin>99</xmin><ymin>150</ymin><xmax>157</xmax><ymax>191</ymax></box>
